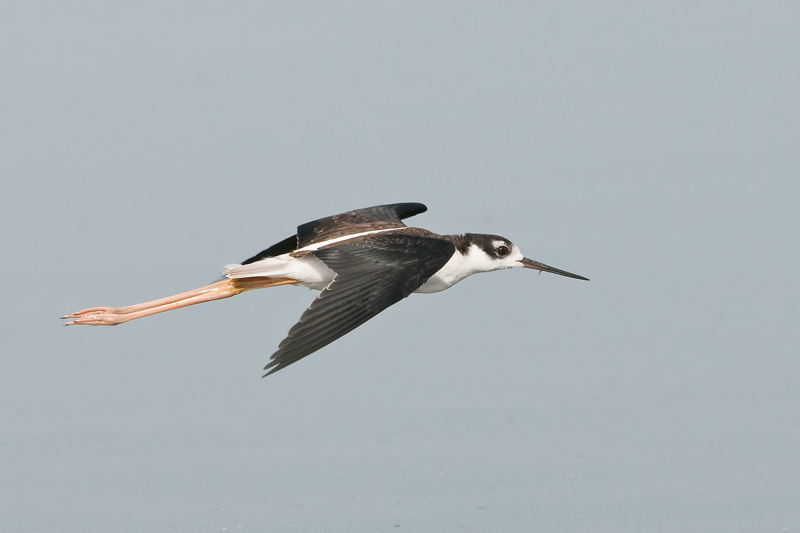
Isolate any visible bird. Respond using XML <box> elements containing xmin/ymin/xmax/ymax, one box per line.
<box><xmin>64</xmin><ymin>202</ymin><xmax>588</xmax><ymax>375</ymax></box>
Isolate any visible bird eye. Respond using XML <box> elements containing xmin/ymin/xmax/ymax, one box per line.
<box><xmin>496</xmin><ymin>245</ymin><xmax>510</xmax><ymax>257</ymax></box>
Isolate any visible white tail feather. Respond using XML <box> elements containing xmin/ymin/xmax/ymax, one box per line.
<box><xmin>223</xmin><ymin>255</ymin><xmax>334</xmax><ymax>290</ymax></box>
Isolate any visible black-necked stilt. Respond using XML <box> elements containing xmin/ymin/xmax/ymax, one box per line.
<box><xmin>65</xmin><ymin>202</ymin><xmax>588</xmax><ymax>375</ymax></box>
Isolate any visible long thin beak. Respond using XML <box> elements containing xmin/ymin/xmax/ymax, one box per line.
<box><xmin>520</xmin><ymin>257</ymin><xmax>589</xmax><ymax>281</ymax></box>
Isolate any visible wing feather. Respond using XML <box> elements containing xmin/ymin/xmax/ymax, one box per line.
<box><xmin>263</xmin><ymin>233</ymin><xmax>454</xmax><ymax>375</ymax></box>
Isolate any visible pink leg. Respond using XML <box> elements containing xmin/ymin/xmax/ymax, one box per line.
<box><xmin>63</xmin><ymin>277</ymin><xmax>297</xmax><ymax>326</ymax></box>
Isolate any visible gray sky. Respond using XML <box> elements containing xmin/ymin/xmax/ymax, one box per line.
<box><xmin>2</xmin><ymin>2</ymin><xmax>799</xmax><ymax>531</ymax></box>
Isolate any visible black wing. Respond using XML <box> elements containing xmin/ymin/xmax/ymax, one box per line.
<box><xmin>241</xmin><ymin>202</ymin><xmax>427</xmax><ymax>265</ymax></box>
<box><xmin>263</xmin><ymin>233</ymin><xmax>454</xmax><ymax>376</ymax></box>
<box><xmin>241</xmin><ymin>235</ymin><xmax>296</xmax><ymax>265</ymax></box>
<box><xmin>297</xmin><ymin>202</ymin><xmax>427</xmax><ymax>249</ymax></box>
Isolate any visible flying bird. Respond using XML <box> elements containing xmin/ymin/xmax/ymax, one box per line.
<box><xmin>65</xmin><ymin>202</ymin><xmax>588</xmax><ymax>375</ymax></box>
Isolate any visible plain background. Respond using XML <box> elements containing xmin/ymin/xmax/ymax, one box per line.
<box><xmin>2</xmin><ymin>2</ymin><xmax>799</xmax><ymax>532</ymax></box>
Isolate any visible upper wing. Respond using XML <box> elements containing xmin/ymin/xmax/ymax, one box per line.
<box><xmin>296</xmin><ymin>202</ymin><xmax>427</xmax><ymax>249</ymax></box>
<box><xmin>263</xmin><ymin>233</ymin><xmax>454</xmax><ymax>376</ymax></box>
<box><xmin>240</xmin><ymin>202</ymin><xmax>427</xmax><ymax>265</ymax></box>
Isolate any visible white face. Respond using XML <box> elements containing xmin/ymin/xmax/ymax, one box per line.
<box><xmin>492</xmin><ymin>239</ymin><xmax>527</xmax><ymax>269</ymax></box>
<box><xmin>465</xmin><ymin>239</ymin><xmax>527</xmax><ymax>273</ymax></box>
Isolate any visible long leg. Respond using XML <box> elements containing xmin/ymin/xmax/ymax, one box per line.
<box><xmin>63</xmin><ymin>277</ymin><xmax>297</xmax><ymax>326</ymax></box>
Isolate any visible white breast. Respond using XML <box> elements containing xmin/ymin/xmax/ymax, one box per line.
<box><xmin>416</xmin><ymin>243</ymin><xmax>516</xmax><ymax>294</ymax></box>
<box><xmin>415</xmin><ymin>250</ymin><xmax>471</xmax><ymax>294</ymax></box>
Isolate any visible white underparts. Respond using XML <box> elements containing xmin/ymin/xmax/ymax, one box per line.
<box><xmin>223</xmin><ymin>232</ymin><xmax>526</xmax><ymax>294</ymax></box>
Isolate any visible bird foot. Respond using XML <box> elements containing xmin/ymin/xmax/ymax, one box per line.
<box><xmin>63</xmin><ymin>307</ymin><xmax>128</xmax><ymax>326</ymax></box>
